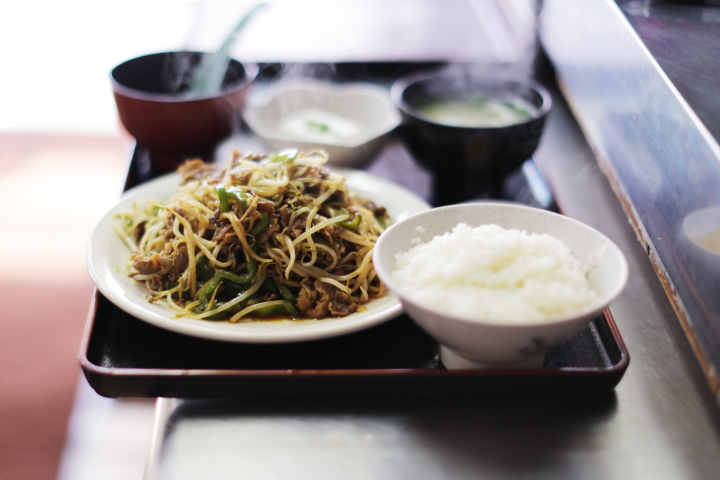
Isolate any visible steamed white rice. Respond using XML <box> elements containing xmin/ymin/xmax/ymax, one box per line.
<box><xmin>391</xmin><ymin>223</ymin><xmax>597</xmax><ymax>323</ymax></box>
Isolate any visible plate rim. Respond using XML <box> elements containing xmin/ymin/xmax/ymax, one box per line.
<box><xmin>85</xmin><ymin>168</ymin><xmax>431</xmax><ymax>343</ymax></box>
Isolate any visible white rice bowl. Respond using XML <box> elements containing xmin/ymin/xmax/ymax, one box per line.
<box><xmin>391</xmin><ymin>223</ymin><xmax>597</xmax><ymax>324</ymax></box>
<box><xmin>372</xmin><ymin>203</ymin><xmax>629</xmax><ymax>366</ymax></box>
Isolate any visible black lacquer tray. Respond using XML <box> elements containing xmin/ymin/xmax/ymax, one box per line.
<box><xmin>80</xmin><ymin>62</ymin><xmax>629</xmax><ymax>399</ymax></box>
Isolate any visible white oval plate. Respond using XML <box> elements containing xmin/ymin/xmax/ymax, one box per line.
<box><xmin>86</xmin><ymin>169</ymin><xmax>431</xmax><ymax>343</ymax></box>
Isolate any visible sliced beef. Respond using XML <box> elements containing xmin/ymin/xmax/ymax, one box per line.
<box><xmin>296</xmin><ymin>278</ymin><xmax>358</xmax><ymax>318</ymax></box>
<box><xmin>304</xmin><ymin>183</ymin><xmax>322</xmax><ymax>196</ymax></box>
<box><xmin>317</xmin><ymin>280</ymin><xmax>358</xmax><ymax>316</ymax></box>
<box><xmin>231</xmin><ymin>171</ymin><xmax>252</xmax><ymax>185</ymax></box>
<box><xmin>296</xmin><ymin>278</ymin><xmax>323</xmax><ymax>317</ymax></box>
<box><xmin>134</xmin><ymin>222</ymin><xmax>146</xmax><ymax>241</ymax></box>
<box><xmin>290</xmin><ymin>213</ymin><xmax>308</xmax><ymax>239</ymax></box>
<box><xmin>131</xmin><ymin>252</ymin><xmax>162</xmax><ymax>274</ymax></box>
<box><xmin>256</xmin><ymin>201</ymin><xmax>275</xmax><ymax>216</ymax></box>
<box><xmin>261</xmin><ymin>292</ymin><xmax>279</xmax><ymax>302</ymax></box>
<box><xmin>169</xmin><ymin>244</ymin><xmax>189</xmax><ymax>275</ymax></box>
<box><xmin>178</xmin><ymin>159</ymin><xmax>214</xmax><ymax>183</ymax></box>
<box><xmin>277</xmin><ymin>205</ymin><xmax>292</xmax><ymax>227</ymax></box>
<box><xmin>149</xmin><ymin>274</ymin><xmax>163</xmax><ymax>292</ymax></box>
<box><xmin>212</xmin><ymin>220</ymin><xmax>233</xmax><ymax>243</ymax></box>
<box><xmin>314</xmin><ymin>247</ymin><xmax>335</xmax><ymax>269</ymax></box>
<box><xmin>161</xmin><ymin>213</ymin><xmax>175</xmax><ymax>239</ymax></box>
<box><xmin>316</xmin><ymin>224</ymin><xmax>344</xmax><ymax>245</ymax></box>
<box><xmin>257</xmin><ymin>223</ymin><xmax>279</xmax><ymax>245</ymax></box>
<box><xmin>132</xmin><ymin>243</ymin><xmax>189</xmax><ymax>278</ymax></box>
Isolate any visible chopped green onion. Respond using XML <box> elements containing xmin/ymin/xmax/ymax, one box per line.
<box><xmin>307</xmin><ymin>121</ymin><xmax>330</xmax><ymax>132</ymax></box>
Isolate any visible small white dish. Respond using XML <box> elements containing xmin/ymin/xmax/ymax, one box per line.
<box><xmin>86</xmin><ymin>169</ymin><xmax>430</xmax><ymax>343</ymax></box>
<box><xmin>373</xmin><ymin>203</ymin><xmax>629</xmax><ymax>369</ymax></box>
<box><xmin>243</xmin><ymin>79</ymin><xmax>401</xmax><ymax>167</ymax></box>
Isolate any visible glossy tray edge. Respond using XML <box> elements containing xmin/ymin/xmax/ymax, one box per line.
<box><xmin>79</xmin><ymin>286</ymin><xmax>629</xmax><ymax>399</ymax></box>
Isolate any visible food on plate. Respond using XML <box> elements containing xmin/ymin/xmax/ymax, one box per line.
<box><xmin>391</xmin><ymin>223</ymin><xmax>597</xmax><ymax>323</ymax></box>
<box><xmin>114</xmin><ymin>150</ymin><xmax>390</xmax><ymax>322</ymax></box>
<box><xmin>414</xmin><ymin>96</ymin><xmax>535</xmax><ymax>128</ymax></box>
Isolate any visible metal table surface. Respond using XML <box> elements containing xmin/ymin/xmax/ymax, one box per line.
<box><xmin>114</xmin><ymin>1</ymin><xmax>720</xmax><ymax>478</ymax></box>
<box><xmin>143</xmin><ymin>82</ymin><xmax>720</xmax><ymax>480</ymax></box>
<box><xmin>542</xmin><ymin>0</ymin><xmax>720</xmax><ymax>400</ymax></box>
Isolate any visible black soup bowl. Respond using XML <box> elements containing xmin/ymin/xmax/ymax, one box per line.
<box><xmin>391</xmin><ymin>72</ymin><xmax>551</xmax><ymax>205</ymax></box>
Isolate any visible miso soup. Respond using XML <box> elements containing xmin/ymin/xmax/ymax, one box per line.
<box><xmin>415</xmin><ymin>96</ymin><xmax>535</xmax><ymax>128</ymax></box>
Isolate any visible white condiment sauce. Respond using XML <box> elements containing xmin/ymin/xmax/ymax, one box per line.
<box><xmin>278</xmin><ymin>108</ymin><xmax>362</xmax><ymax>144</ymax></box>
<box><xmin>415</xmin><ymin>96</ymin><xmax>536</xmax><ymax>128</ymax></box>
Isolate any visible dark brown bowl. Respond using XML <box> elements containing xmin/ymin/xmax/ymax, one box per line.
<box><xmin>391</xmin><ymin>71</ymin><xmax>551</xmax><ymax>205</ymax></box>
<box><xmin>111</xmin><ymin>51</ymin><xmax>258</xmax><ymax>170</ymax></box>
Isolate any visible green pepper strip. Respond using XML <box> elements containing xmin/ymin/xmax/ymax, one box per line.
<box><xmin>246</xmin><ymin>241</ymin><xmax>260</xmax><ymax>279</ymax></box>
<box><xmin>216</xmin><ymin>187</ymin><xmax>229</xmax><ymax>213</ymax></box>
<box><xmin>265</xmin><ymin>278</ymin><xmax>297</xmax><ymax>307</ymax></box>
<box><xmin>217</xmin><ymin>186</ymin><xmax>249</xmax><ymax>212</ymax></box>
<box><xmin>192</xmin><ymin>273</ymin><xmax>248</xmax><ymax>314</ymax></box>
<box><xmin>195</xmin><ymin>298</ymin><xmax>246</xmax><ymax>319</ymax></box>
<box><xmin>195</xmin><ymin>256</ymin><xmax>211</xmax><ymax>278</ymax></box>
<box><xmin>196</xmin><ymin>272</ymin><xmax>244</xmax><ymax>303</ymax></box>
<box><xmin>251</xmin><ymin>212</ymin><xmax>270</xmax><ymax>237</ymax></box>
<box><xmin>277</xmin><ymin>283</ymin><xmax>296</xmax><ymax>304</ymax></box>
<box><xmin>196</xmin><ymin>252</ymin><xmax>258</xmax><ymax>302</ymax></box>
<box><xmin>339</xmin><ymin>214</ymin><xmax>362</xmax><ymax>230</ymax></box>
<box><xmin>283</xmin><ymin>301</ymin><xmax>300</xmax><ymax>318</ymax></box>
<box><xmin>333</xmin><ymin>208</ymin><xmax>361</xmax><ymax>230</ymax></box>
<box><xmin>254</xmin><ymin>303</ymin><xmax>286</xmax><ymax>315</ymax></box>
<box><xmin>265</xmin><ymin>277</ymin><xmax>280</xmax><ymax>295</ymax></box>
<box><xmin>255</xmin><ymin>301</ymin><xmax>300</xmax><ymax>318</ymax></box>
<box><xmin>226</xmin><ymin>189</ymin><xmax>248</xmax><ymax>210</ymax></box>
<box><xmin>193</xmin><ymin>238</ymin><xmax>261</xmax><ymax>314</ymax></box>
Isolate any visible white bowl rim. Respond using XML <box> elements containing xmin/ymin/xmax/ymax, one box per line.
<box><xmin>243</xmin><ymin>79</ymin><xmax>402</xmax><ymax>148</ymax></box>
<box><xmin>373</xmin><ymin>202</ymin><xmax>629</xmax><ymax>329</ymax></box>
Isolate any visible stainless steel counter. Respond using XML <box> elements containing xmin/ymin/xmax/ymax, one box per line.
<box><xmin>542</xmin><ymin>0</ymin><xmax>720</xmax><ymax>402</ymax></box>
<box><xmin>83</xmin><ymin>2</ymin><xmax>720</xmax><ymax>478</ymax></box>
<box><xmin>144</xmin><ymin>79</ymin><xmax>720</xmax><ymax>480</ymax></box>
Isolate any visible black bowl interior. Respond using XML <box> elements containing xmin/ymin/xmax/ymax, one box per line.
<box><xmin>398</xmin><ymin>74</ymin><xmax>549</xmax><ymax>128</ymax></box>
<box><xmin>112</xmin><ymin>51</ymin><xmax>250</xmax><ymax>96</ymax></box>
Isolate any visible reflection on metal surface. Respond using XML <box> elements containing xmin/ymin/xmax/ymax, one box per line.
<box><xmin>541</xmin><ymin>0</ymin><xmax>720</xmax><ymax>401</ymax></box>
<box><xmin>682</xmin><ymin>206</ymin><xmax>720</xmax><ymax>274</ymax></box>
<box><xmin>619</xmin><ymin>0</ymin><xmax>720</xmax><ymax>144</ymax></box>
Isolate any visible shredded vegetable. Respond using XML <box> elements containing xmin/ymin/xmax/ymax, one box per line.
<box><xmin>115</xmin><ymin>150</ymin><xmax>391</xmax><ymax>322</ymax></box>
